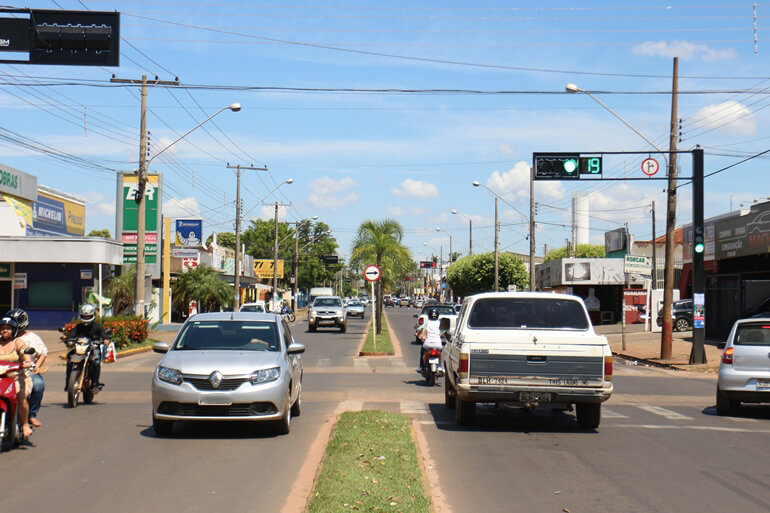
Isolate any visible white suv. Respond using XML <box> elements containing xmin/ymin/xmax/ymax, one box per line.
<box><xmin>308</xmin><ymin>296</ymin><xmax>347</xmax><ymax>333</ymax></box>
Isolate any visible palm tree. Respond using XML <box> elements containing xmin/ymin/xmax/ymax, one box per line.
<box><xmin>108</xmin><ymin>265</ymin><xmax>136</xmax><ymax>315</ymax></box>
<box><xmin>173</xmin><ymin>265</ymin><xmax>233</xmax><ymax>313</ymax></box>
<box><xmin>351</xmin><ymin>219</ymin><xmax>411</xmax><ymax>334</ymax></box>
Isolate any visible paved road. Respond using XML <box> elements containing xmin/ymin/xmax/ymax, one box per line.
<box><xmin>4</xmin><ymin>307</ymin><xmax>769</xmax><ymax>513</ymax></box>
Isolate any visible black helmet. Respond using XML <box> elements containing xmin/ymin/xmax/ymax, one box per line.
<box><xmin>5</xmin><ymin>308</ymin><xmax>29</xmax><ymax>332</ymax></box>
<box><xmin>427</xmin><ymin>308</ymin><xmax>439</xmax><ymax>320</ymax></box>
<box><xmin>0</xmin><ymin>316</ymin><xmax>19</xmax><ymax>338</ymax></box>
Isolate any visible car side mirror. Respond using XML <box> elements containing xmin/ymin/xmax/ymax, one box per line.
<box><xmin>288</xmin><ymin>342</ymin><xmax>305</xmax><ymax>354</ymax></box>
<box><xmin>152</xmin><ymin>342</ymin><xmax>170</xmax><ymax>354</ymax></box>
<box><xmin>717</xmin><ymin>341</ymin><xmax>726</xmax><ymax>349</ymax></box>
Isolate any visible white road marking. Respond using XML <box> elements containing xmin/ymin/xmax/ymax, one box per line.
<box><xmin>611</xmin><ymin>424</ymin><xmax>770</xmax><ymax>433</ymax></box>
<box><xmin>316</xmin><ymin>358</ymin><xmax>331</xmax><ymax>367</ymax></box>
<box><xmin>353</xmin><ymin>358</ymin><xmax>369</xmax><ymax>369</ymax></box>
<box><xmin>601</xmin><ymin>407</ymin><xmax>629</xmax><ymax>419</ymax></box>
<box><xmin>400</xmin><ymin>401</ymin><xmax>429</xmax><ymax>414</ymax></box>
<box><xmin>636</xmin><ymin>405</ymin><xmax>693</xmax><ymax>420</ymax></box>
<box><xmin>334</xmin><ymin>400</ymin><xmax>363</xmax><ymax>414</ymax></box>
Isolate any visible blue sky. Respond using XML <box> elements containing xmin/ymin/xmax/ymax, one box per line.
<box><xmin>2</xmin><ymin>1</ymin><xmax>768</xmax><ymax>265</ymax></box>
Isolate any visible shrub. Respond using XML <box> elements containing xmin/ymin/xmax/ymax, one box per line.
<box><xmin>65</xmin><ymin>315</ymin><xmax>150</xmax><ymax>349</ymax></box>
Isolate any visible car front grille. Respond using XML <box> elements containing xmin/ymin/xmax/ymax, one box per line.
<box><xmin>183</xmin><ymin>376</ymin><xmax>249</xmax><ymax>391</ymax></box>
<box><xmin>157</xmin><ymin>401</ymin><xmax>278</xmax><ymax>417</ymax></box>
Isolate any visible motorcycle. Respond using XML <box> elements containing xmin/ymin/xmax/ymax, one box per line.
<box><xmin>62</xmin><ymin>332</ymin><xmax>106</xmax><ymax>408</ymax></box>
<box><xmin>0</xmin><ymin>347</ymin><xmax>36</xmax><ymax>452</ymax></box>
<box><xmin>421</xmin><ymin>347</ymin><xmax>444</xmax><ymax>387</ymax></box>
<box><xmin>280</xmin><ymin>305</ymin><xmax>296</xmax><ymax>323</ymax></box>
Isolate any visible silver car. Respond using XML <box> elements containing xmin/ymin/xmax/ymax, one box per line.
<box><xmin>716</xmin><ymin>317</ymin><xmax>770</xmax><ymax>415</ymax></box>
<box><xmin>346</xmin><ymin>299</ymin><xmax>365</xmax><ymax>318</ymax></box>
<box><xmin>151</xmin><ymin>312</ymin><xmax>304</xmax><ymax>435</ymax></box>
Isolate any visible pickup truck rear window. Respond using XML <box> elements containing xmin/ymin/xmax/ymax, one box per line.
<box><xmin>467</xmin><ymin>298</ymin><xmax>590</xmax><ymax>330</ymax></box>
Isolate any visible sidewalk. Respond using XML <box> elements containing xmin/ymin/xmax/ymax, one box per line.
<box><xmin>595</xmin><ymin>324</ymin><xmax>722</xmax><ymax>373</ymax></box>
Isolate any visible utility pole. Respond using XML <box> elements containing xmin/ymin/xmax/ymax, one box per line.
<box><xmin>227</xmin><ymin>164</ymin><xmax>267</xmax><ymax>311</ymax></box>
<box><xmin>651</xmin><ymin>200</ymin><xmax>656</xmax><ymax>290</ymax></box>
<box><xmin>661</xmin><ymin>57</ymin><xmax>679</xmax><ymax>360</ymax></box>
<box><xmin>494</xmin><ymin>197</ymin><xmax>499</xmax><ymax>291</ymax></box>
<box><xmin>529</xmin><ymin>165</ymin><xmax>536</xmax><ymax>291</ymax></box>
<box><xmin>268</xmin><ymin>201</ymin><xmax>292</xmax><ymax>310</ymax></box>
<box><xmin>110</xmin><ymin>74</ymin><xmax>179</xmax><ymax>316</ymax></box>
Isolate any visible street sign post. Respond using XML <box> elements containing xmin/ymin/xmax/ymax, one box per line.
<box><xmin>364</xmin><ymin>265</ymin><xmax>381</xmax><ymax>351</ymax></box>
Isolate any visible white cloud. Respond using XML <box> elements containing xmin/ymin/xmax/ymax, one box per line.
<box><xmin>388</xmin><ymin>206</ymin><xmax>406</xmax><ymax>217</ymax></box>
<box><xmin>632</xmin><ymin>40</ymin><xmax>735</xmax><ymax>61</ymax></box>
<box><xmin>308</xmin><ymin>176</ymin><xmax>359</xmax><ymax>210</ymax></box>
<box><xmin>163</xmin><ymin>197</ymin><xmax>201</xmax><ymax>219</ymax></box>
<box><xmin>486</xmin><ymin>160</ymin><xmax>565</xmax><ymax>203</ymax></box>
<box><xmin>254</xmin><ymin>205</ymin><xmax>289</xmax><ymax>221</ymax></box>
<box><xmin>498</xmin><ymin>143</ymin><xmax>515</xmax><ymax>157</ymax></box>
<box><xmin>391</xmin><ymin>178</ymin><xmax>438</xmax><ymax>199</ymax></box>
<box><xmin>691</xmin><ymin>101</ymin><xmax>756</xmax><ymax>135</ymax></box>
<box><xmin>84</xmin><ymin>192</ymin><xmax>115</xmax><ymax>216</ymax></box>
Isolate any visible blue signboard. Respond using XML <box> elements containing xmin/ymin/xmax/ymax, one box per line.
<box><xmin>30</xmin><ymin>194</ymin><xmax>66</xmax><ymax>234</ymax></box>
<box><xmin>176</xmin><ymin>219</ymin><xmax>203</xmax><ymax>247</ymax></box>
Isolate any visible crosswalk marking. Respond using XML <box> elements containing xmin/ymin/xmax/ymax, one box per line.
<box><xmin>353</xmin><ymin>358</ymin><xmax>368</xmax><ymax>369</ymax></box>
<box><xmin>601</xmin><ymin>407</ymin><xmax>629</xmax><ymax>419</ymax></box>
<box><xmin>334</xmin><ymin>400</ymin><xmax>363</xmax><ymax>414</ymax></box>
<box><xmin>636</xmin><ymin>405</ymin><xmax>693</xmax><ymax>420</ymax></box>
<box><xmin>316</xmin><ymin>358</ymin><xmax>331</xmax><ymax>367</ymax></box>
<box><xmin>400</xmin><ymin>401</ymin><xmax>430</xmax><ymax>414</ymax></box>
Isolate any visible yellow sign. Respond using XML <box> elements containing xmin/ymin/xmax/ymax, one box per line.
<box><xmin>254</xmin><ymin>259</ymin><xmax>284</xmax><ymax>279</ymax></box>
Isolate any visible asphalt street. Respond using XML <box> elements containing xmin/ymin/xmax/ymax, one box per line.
<box><xmin>2</xmin><ymin>306</ymin><xmax>768</xmax><ymax>513</ymax></box>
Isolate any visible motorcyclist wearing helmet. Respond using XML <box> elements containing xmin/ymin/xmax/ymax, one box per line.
<box><xmin>6</xmin><ymin>309</ymin><xmax>47</xmax><ymax>428</ymax></box>
<box><xmin>0</xmin><ymin>316</ymin><xmax>35</xmax><ymax>438</ymax></box>
<box><xmin>416</xmin><ymin>307</ymin><xmax>445</xmax><ymax>372</ymax></box>
<box><xmin>64</xmin><ymin>304</ymin><xmax>109</xmax><ymax>392</ymax></box>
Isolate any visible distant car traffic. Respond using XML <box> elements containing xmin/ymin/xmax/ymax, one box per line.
<box><xmin>151</xmin><ymin>312</ymin><xmax>304</xmax><ymax>436</ymax></box>
<box><xmin>657</xmin><ymin>299</ymin><xmax>693</xmax><ymax>332</ymax></box>
<box><xmin>346</xmin><ymin>299</ymin><xmax>365</xmax><ymax>318</ymax></box>
<box><xmin>716</xmin><ymin>317</ymin><xmax>770</xmax><ymax>416</ymax></box>
<box><xmin>239</xmin><ymin>301</ymin><xmax>266</xmax><ymax>313</ymax></box>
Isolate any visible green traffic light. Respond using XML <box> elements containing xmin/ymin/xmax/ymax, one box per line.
<box><xmin>694</xmin><ymin>242</ymin><xmax>705</xmax><ymax>254</ymax></box>
<box><xmin>563</xmin><ymin>159</ymin><xmax>577</xmax><ymax>174</ymax></box>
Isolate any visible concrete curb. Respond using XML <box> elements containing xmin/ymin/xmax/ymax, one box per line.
<box><xmin>613</xmin><ymin>352</ymin><xmax>718</xmax><ymax>373</ymax></box>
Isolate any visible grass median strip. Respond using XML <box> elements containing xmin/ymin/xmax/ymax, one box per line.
<box><xmin>307</xmin><ymin>411</ymin><xmax>430</xmax><ymax>513</ymax></box>
<box><xmin>360</xmin><ymin>315</ymin><xmax>394</xmax><ymax>354</ymax></box>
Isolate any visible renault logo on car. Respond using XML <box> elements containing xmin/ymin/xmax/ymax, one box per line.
<box><xmin>209</xmin><ymin>371</ymin><xmax>223</xmax><ymax>389</ymax></box>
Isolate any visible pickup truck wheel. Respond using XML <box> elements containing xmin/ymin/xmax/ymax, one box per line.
<box><xmin>455</xmin><ymin>394</ymin><xmax>475</xmax><ymax>426</ymax></box>
<box><xmin>340</xmin><ymin>323</ymin><xmax>347</xmax><ymax>333</ymax></box>
<box><xmin>576</xmin><ymin>403</ymin><xmax>601</xmax><ymax>429</ymax></box>
<box><xmin>445</xmin><ymin>378</ymin><xmax>456</xmax><ymax>409</ymax></box>
<box><xmin>716</xmin><ymin>388</ymin><xmax>739</xmax><ymax>416</ymax></box>
<box><xmin>309</xmin><ymin>323</ymin><xmax>316</xmax><ymax>333</ymax></box>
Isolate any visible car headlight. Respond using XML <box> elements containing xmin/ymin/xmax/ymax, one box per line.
<box><xmin>157</xmin><ymin>366</ymin><xmax>182</xmax><ymax>385</ymax></box>
<box><xmin>250</xmin><ymin>367</ymin><xmax>281</xmax><ymax>385</ymax></box>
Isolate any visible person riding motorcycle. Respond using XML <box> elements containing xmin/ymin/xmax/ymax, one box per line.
<box><xmin>6</xmin><ymin>309</ymin><xmax>47</xmax><ymax>429</ymax></box>
<box><xmin>416</xmin><ymin>307</ymin><xmax>445</xmax><ymax>373</ymax></box>
<box><xmin>0</xmin><ymin>316</ymin><xmax>34</xmax><ymax>438</ymax></box>
<box><xmin>64</xmin><ymin>304</ymin><xmax>108</xmax><ymax>392</ymax></box>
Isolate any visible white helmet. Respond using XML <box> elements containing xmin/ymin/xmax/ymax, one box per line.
<box><xmin>79</xmin><ymin>304</ymin><xmax>96</xmax><ymax>325</ymax></box>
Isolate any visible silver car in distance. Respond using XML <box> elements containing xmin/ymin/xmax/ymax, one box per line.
<box><xmin>151</xmin><ymin>312</ymin><xmax>304</xmax><ymax>436</ymax></box>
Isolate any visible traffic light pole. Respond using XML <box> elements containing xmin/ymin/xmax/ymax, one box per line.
<box><xmin>690</xmin><ymin>147</ymin><xmax>706</xmax><ymax>364</ymax></box>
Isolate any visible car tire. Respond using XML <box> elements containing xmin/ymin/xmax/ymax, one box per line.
<box><xmin>276</xmin><ymin>405</ymin><xmax>291</xmax><ymax>435</ymax></box>
<box><xmin>291</xmin><ymin>383</ymin><xmax>302</xmax><ymax>417</ymax></box>
<box><xmin>716</xmin><ymin>388</ymin><xmax>739</xmax><ymax>416</ymax></box>
<box><xmin>455</xmin><ymin>393</ymin><xmax>475</xmax><ymax>426</ymax></box>
<box><xmin>576</xmin><ymin>403</ymin><xmax>601</xmax><ymax>429</ymax></box>
<box><xmin>153</xmin><ymin>417</ymin><xmax>174</xmax><ymax>436</ymax></box>
<box><xmin>340</xmin><ymin>322</ymin><xmax>347</xmax><ymax>333</ymax></box>
<box><xmin>445</xmin><ymin>377</ymin><xmax>456</xmax><ymax>409</ymax></box>
<box><xmin>675</xmin><ymin>317</ymin><xmax>691</xmax><ymax>332</ymax></box>
<box><xmin>309</xmin><ymin>323</ymin><xmax>316</xmax><ymax>333</ymax></box>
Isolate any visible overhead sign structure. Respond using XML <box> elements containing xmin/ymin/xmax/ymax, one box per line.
<box><xmin>641</xmin><ymin>158</ymin><xmax>660</xmax><ymax>176</ymax></box>
<box><xmin>624</xmin><ymin>255</ymin><xmax>652</xmax><ymax>275</ymax></box>
<box><xmin>533</xmin><ymin>153</ymin><xmax>603</xmax><ymax>181</ymax></box>
<box><xmin>364</xmin><ymin>265</ymin><xmax>381</xmax><ymax>282</ymax></box>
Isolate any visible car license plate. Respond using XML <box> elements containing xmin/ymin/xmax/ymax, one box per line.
<box><xmin>198</xmin><ymin>394</ymin><xmax>232</xmax><ymax>406</ymax></box>
<box><xmin>519</xmin><ymin>392</ymin><xmax>552</xmax><ymax>403</ymax></box>
<box><xmin>757</xmin><ymin>379</ymin><xmax>770</xmax><ymax>390</ymax></box>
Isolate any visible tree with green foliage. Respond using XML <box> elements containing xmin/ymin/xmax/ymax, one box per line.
<box><xmin>108</xmin><ymin>265</ymin><xmax>135</xmax><ymax>315</ymax></box>
<box><xmin>172</xmin><ymin>264</ymin><xmax>233</xmax><ymax>313</ymax></box>
<box><xmin>544</xmin><ymin>244</ymin><xmax>605</xmax><ymax>262</ymax></box>
<box><xmin>350</xmin><ymin>219</ymin><xmax>411</xmax><ymax>334</ymax></box>
<box><xmin>88</xmin><ymin>229</ymin><xmax>112</xmax><ymax>238</ymax></box>
<box><xmin>446</xmin><ymin>252</ymin><xmax>529</xmax><ymax>297</ymax></box>
<box><xmin>295</xmin><ymin>221</ymin><xmax>341</xmax><ymax>292</ymax></box>
<box><xmin>205</xmin><ymin>231</ymin><xmax>236</xmax><ymax>249</ymax></box>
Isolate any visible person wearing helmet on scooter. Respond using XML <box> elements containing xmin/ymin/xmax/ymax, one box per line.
<box><xmin>416</xmin><ymin>307</ymin><xmax>445</xmax><ymax>373</ymax></box>
<box><xmin>6</xmin><ymin>309</ymin><xmax>47</xmax><ymax>429</ymax></box>
<box><xmin>0</xmin><ymin>316</ymin><xmax>34</xmax><ymax>438</ymax></box>
<box><xmin>64</xmin><ymin>304</ymin><xmax>109</xmax><ymax>392</ymax></box>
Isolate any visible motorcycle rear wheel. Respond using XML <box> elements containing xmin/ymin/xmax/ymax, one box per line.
<box><xmin>67</xmin><ymin>371</ymin><xmax>80</xmax><ymax>408</ymax></box>
<box><xmin>425</xmin><ymin>371</ymin><xmax>435</xmax><ymax>387</ymax></box>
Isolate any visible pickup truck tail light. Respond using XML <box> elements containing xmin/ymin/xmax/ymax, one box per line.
<box><xmin>458</xmin><ymin>353</ymin><xmax>468</xmax><ymax>378</ymax></box>
<box><xmin>604</xmin><ymin>355</ymin><xmax>613</xmax><ymax>381</ymax></box>
<box><xmin>721</xmin><ymin>347</ymin><xmax>734</xmax><ymax>365</ymax></box>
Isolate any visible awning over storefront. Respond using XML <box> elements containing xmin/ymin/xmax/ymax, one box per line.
<box><xmin>0</xmin><ymin>236</ymin><xmax>123</xmax><ymax>265</ymax></box>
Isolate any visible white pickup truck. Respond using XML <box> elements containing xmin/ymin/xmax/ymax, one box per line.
<box><xmin>442</xmin><ymin>292</ymin><xmax>613</xmax><ymax>429</ymax></box>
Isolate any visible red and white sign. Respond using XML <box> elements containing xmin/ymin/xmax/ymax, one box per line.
<box><xmin>364</xmin><ymin>265</ymin><xmax>381</xmax><ymax>282</ymax></box>
<box><xmin>641</xmin><ymin>158</ymin><xmax>660</xmax><ymax>176</ymax></box>
<box><xmin>121</xmin><ymin>232</ymin><xmax>158</xmax><ymax>243</ymax></box>
<box><xmin>182</xmin><ymin>257</ymin><xmax>199</xmax><ymax>269</ymax></box>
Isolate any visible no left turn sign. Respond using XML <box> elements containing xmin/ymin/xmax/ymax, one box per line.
<box><xmin>641</xmin><ymin>158</ymin><xmax>660</xmax><ymax>176</ymax></box>
<box><xmin>364</xmin><ymin>265</ymin><xmax>381</xmax><ymax>282</ymax></box>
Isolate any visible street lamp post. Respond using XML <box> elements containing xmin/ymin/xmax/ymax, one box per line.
<box><xmin>142</xmin><ymin>103</ymin><xmax>241</xmax><ymax>317</ymax></box>
<box><xmin>436</xmin><ymin>227</ymin><xmax>453</xmax><ymax>300</ymax></box>
<box><xmin>451</xmin><ymin>209</ymin><xmax>472</xmax><ymax>256</ymax></box>
<box><xmin>292</xmin><ymin>216</ymin><xmax>318</xmax><ymax>311</ymax></box>
<box><xmin>566</xmin><ymin>81</ymin><xmax>677</xmax><ymax>360</ymax></box>
<box><xmin>472</xmin><ymin>181</ymin><xmax>513</xmax><ymax>291</ymax></box>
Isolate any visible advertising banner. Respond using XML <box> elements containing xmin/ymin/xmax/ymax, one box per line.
<box><xmin>116</xmin><ymin>173</ymin><xmax>161</xmax><ymax>273</ymax></box>
<box><xmin>715</xmin><ymin>202</ymin><xmax>770</xmax><ymax>260</ymax></box>
<box><xmin>254</xmin><ymin>259</ymin><xmax>284</xmax><ymax>279</ymax></box>
<box><xmin>0</xmin><ymin>163</ymin><xmax>37</xmax><ymax>201</ymax></box>
<box><xmin>176</xmin><ymin>219</ymin><xmax>202</xmax><ymax>247</ymax></box>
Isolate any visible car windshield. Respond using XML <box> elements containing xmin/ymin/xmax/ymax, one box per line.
<box><xmin>734</xmin><ymin>323</ymin><xmax>770</xmax><ymax>346</ymax></box>
<box><xmin>349</xmin><ymin>301</ymin><xmax>362</xmax><ymax>306</ymax></box>
<box><xmin>174</xmin><ymin>320</ymin><xmax>280</xmax><ymax>351</ymax></box>
<box><xmin>468</xmin><ymin>298</ymin><xmax>590</xmax><ymax>330</ymax></box>
<box><xmin>314</xmin><ymin>298</ymin><xmax>342</xmax><ymax>307</ymax></box>
<box><xmin>240</xmin><ymin>305</ymin><xmax>264</xmax><ymax>312</ymax></box>
<box><xmin>421</xmin><ymin>305</ymin><xmax>456</xmax><ymax>316</ymax></box>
